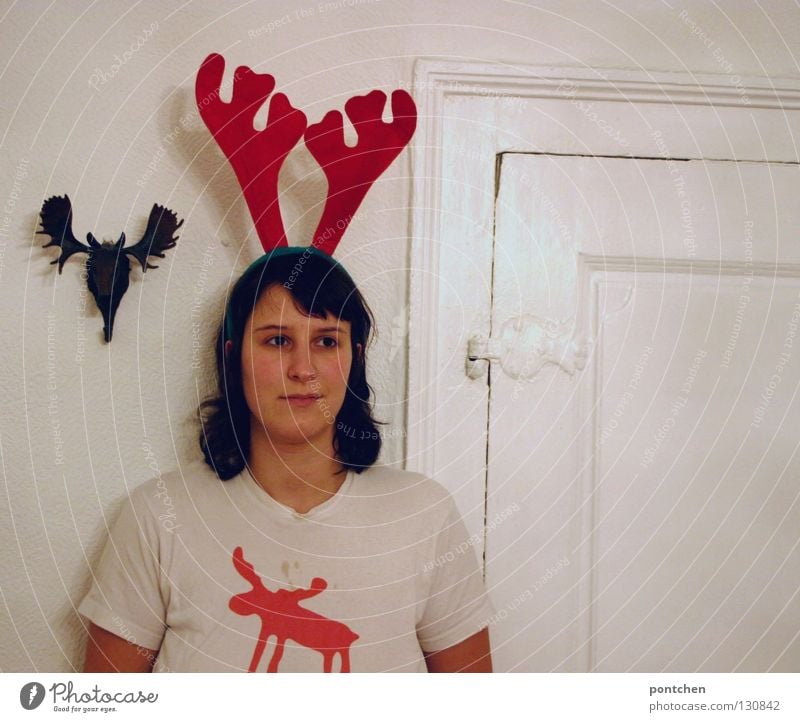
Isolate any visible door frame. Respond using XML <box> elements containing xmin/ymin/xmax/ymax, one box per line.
<box><xmin>407</xmin><ymin>59</ymin><xmax>800</xmax><ymax>588</ymax></box>
<box><xmin>409</xmin><ymin>59</ymin><xmax>800</xmax><ymax>477</ymax></box>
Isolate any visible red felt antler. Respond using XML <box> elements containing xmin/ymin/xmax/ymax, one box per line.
<box><xmin>196</xmin><ymin>53</ymin><xmax>417</xmax><ymax>256</ymax></box>
<box><xmin>304</xmin><ymin>89</ymin><xmax>417</xmax><ymax>255</ymax></box>
<box><xmin>195</xmin><ymin>53</ymin><xmax>307</xmax><ymax>251</ymax></box>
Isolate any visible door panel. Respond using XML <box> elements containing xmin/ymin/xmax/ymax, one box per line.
<box><xmin>485</xmin><ymin>154</ymin><xmax>800</xmax><ymax>671</ymax></box>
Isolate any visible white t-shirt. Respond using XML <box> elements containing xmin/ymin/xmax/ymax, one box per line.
<box><xmin>78</xmin><ymin>461</ymin><xmax>494</xmax><ymax>672</ymax></box>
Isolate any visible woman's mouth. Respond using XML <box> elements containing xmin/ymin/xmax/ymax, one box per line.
<box><xmin>282</xmin><ymin>395</ymin><xmax>321</xmax><ymax>408</ymax></box>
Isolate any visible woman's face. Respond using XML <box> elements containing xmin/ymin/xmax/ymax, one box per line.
<box><xmin>240</xmin><ymin>284</ymin><xmax>355</xmax><ymax>449</ymax></box>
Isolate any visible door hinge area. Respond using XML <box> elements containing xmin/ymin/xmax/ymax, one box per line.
<box><xmin>466</xmin><ymin>336</ymin><xmax>503</xmax><ymax>379</ymax></box>
<box><xmin>465</xmin><ymin>316</ymin><xmax>591</xmax><ymax>381</ymax></box>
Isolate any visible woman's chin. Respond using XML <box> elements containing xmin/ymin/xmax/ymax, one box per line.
<box><xmin>260</xmin><ymin>421</ymin><xmax>334</xmax><ymax>448</ymax></box>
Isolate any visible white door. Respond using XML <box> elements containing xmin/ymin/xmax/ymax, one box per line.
<box><xmin>485</xmin><ymin>153</ymin><xmax>800</xmax><ymax>672</ymax></box>
<box><xmin>408</xmin><ymin>62</ymin><xmax>800</xmax><ymax>673</ymax></box>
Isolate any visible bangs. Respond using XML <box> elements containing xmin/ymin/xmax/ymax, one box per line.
<box><xmin>201</xmin><ymin>246</ymin><xmax>382</xmax><ymax>479</ymax></box>
<box><xmin>239</xmin><ymin>250</ymin><xmax>363</xmax><ymax>331</ymax></box>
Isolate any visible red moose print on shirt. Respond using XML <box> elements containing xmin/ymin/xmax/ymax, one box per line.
<box><xmin>229</xmin><ymin>546</ymin><xmax>359</xmax><ymax>672</ymax></box>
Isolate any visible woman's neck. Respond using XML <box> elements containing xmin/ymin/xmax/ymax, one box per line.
<box><xmin>246</xmin><ymin>426</ymin><xmax>347</xmax><ymax>514</ymax></box>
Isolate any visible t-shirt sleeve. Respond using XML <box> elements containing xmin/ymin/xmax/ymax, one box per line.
<box><xmin>77</xmin><ymin>487</ymin><xmax>168</xmax><ymax>651</ymax></box>
<box><xmin>416</xmin><ymin>492</ymin><xmax>496</xmax><ymax>654</ymax></box>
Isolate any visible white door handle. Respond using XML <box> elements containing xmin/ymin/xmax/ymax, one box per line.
<box><xmin>465</xmin><ymin>317</ymin><xmax>591</xmax><ymax>381</ymax></box>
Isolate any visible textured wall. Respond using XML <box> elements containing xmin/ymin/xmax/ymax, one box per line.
<box><xmin>1</xmin><ymin>0</ymin><xmax>798</xmax><ymax>671</ymax></box>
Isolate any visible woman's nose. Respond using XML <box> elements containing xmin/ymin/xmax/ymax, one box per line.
<box><xmin>286</xmin><ymin>347</ymin><xmax>317</xmax><ymax>380</ymax></box>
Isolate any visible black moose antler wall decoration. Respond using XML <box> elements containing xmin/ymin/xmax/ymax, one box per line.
<box><xmin>38</xmin><ymin>195</ymin><xmax>183</xmax><ymax>342</ymax></box>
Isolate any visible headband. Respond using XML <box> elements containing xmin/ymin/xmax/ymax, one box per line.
<box><xmin>221</xmin><ymin>245</ymin><xmax>355</xmax><ymax>344</ymax></box>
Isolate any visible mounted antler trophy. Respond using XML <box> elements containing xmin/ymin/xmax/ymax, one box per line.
<box><xmin>38</xmin><ymin>195</ymin><xmax>183</xmax><ymax>342</ymax></box>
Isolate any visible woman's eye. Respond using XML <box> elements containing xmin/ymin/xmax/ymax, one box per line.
<box><xmin>267</xmin><ymin>335</ymin><xmax>289</xmax><ymax>347</ymax></box>
<box><xmin>318</xmin><ymin>336</ymin><xmax>338</xmax><ymax>348</ymax></box>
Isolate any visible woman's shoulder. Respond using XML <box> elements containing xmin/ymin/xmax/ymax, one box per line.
<box><xmin>126</xmin><ymin>459</ymin><xmax>224</xmax><ymax>511</ymax></box>
<box><xmin>354</xmin><ymin>464</ymin><xmax>456</xmax><ymax>519</ymax></box>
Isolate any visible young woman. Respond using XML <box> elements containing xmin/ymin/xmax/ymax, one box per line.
<box><xmin>80</xmin><ymin>247</ymin><xmax>493</xmax><ymax>672</ymax></box>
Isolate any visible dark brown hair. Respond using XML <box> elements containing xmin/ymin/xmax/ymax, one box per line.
<box><xmin>199</xmin><ymin>248</ymin><xmax>382</xmax><ymax>480</ymax></box>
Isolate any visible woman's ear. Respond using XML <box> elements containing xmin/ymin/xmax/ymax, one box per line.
<box><xmin>225</xmin><ymin>340</ymin><xmax>233</xmax><ymax>357</ymax></box>
<box><xmin>356</xmin><ymin>342</ymin><xmax>363</xmax><ymax>360</ymax></box>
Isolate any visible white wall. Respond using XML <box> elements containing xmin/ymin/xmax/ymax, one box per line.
<box><xmin>1</xmin><ymin>0</ymin><xmax>797</xmax><ymax>672</ymax></box>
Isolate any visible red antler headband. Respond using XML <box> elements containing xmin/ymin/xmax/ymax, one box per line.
<box><xmin>195</xmin><ymin>52</ymin><xmax>417</xmax><ymax>256</ymax></box>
